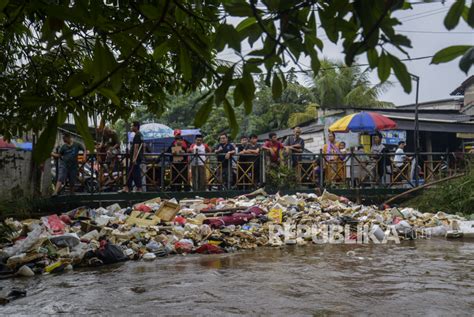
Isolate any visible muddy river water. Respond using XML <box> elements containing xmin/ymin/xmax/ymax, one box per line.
<box><xmin>2</xmin><ymin>239</ymin><xmax>473</xmax><ymax>315</ymax></box>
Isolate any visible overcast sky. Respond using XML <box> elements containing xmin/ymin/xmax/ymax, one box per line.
<box><xmin>219</xmin><ymin>1</ymin><xmax>473</xmax><ymax>106</ymax></box>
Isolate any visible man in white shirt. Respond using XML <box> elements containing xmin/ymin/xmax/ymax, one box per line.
<box><xmin>394</xmin><ymin>141</ymin><xmax>407</xmax><ymax>168</ymax></box>
<box><xmin>189</xmin><ymin>135</ymin><xmax>210</xmax><ymax>191</ymax></box>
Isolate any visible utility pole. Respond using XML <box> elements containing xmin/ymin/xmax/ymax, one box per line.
<box><xmin>410</xmin><ymin>74</ymin><xmax>420</xmax><ymax>187</ymax></box>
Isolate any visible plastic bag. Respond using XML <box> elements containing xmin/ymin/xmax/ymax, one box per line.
<box><xmin>3</xmin><ymin>225</ymin><xmax>43</xmax><ymax>257</ymax></box>
<box><xmin>174</xmin><ymin>239</ymin><xmax>194</xmax><ymax>254</ymax></box>
<box><xmin>95</xmin><ymin>242</ymin><xmax>128</xmax><ymax>264</ymax></box>
<box><xmin>49</xmin><ymin>233</ymin><xmax>80</xmax><ymax>248</ymax></box>
<box><xmin>41</xmin><ymin>215</ymin><xmax>65</xmax><ymax>235</ymax></box>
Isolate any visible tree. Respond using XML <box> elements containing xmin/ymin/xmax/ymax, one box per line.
<box><xmin>311</xmin><ymin>59</ymin><xmax>394</xmax><ymax>109</ymax></box>
<box><xmin>288</xmin><ymin>103</ymin><xmax>318</xmax><ymax>127</ymax></box>
<box><xmin>1</xmin><ymin>0</ymin><xmax>472</xmax><ymax>161</ymax></box>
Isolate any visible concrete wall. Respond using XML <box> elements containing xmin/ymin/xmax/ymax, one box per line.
<box><xmin>304</xmin><ymin>132</ymin><xmax>325</xmax><ymax>153</ymax></box>
<box><xmin>0</xmin><ymin>150</ymin><xmax>51</xmax><ymax>199</ymax></box>
<box><xmin>464</xmin><ymin>83</ymin><xmax>474</xmax><ymax>108</ymax></box>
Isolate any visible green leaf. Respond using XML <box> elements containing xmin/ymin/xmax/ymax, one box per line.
<box><xmin>92</xmin><ymin>41</ymin><xmax>115</xmax><ymax>84</ymax></box>
<box><xmin>0</xmin><ymin>0</ymin><xmax>9</xmax><ymax>11</ymax></box>
<box><xmin>236</xmin><ymin>17</ymin><xmax>256</xmax><ymax>32</ymax></box>
<box><xmin>69</xmin><ymin>85</ymin><xmax>84</xmax><ymax>97</ymax></box>
<box><xmin>140</xmin><ymin>4</ymin><xmax>161</xmax><ymax>19</ymax></box>
<box><xmin>240</xmin><ymin>72</ymin><xmax>255</xmax><ymax>114</ymax></box>
<box><xmin>310</xmin><ymin>52</ymin><xmax>321</xmax><ymax>75</ymax></box>
<box><xmin>389</xmin><ymin>54</ymin><xmax>412</xmax><ymax>93</ymax></box>
<box><xmin>217</xmin><ymin>24</ymin><xmax>241</xmax><ymax>52</ymax></box>
<box><xmin>57</xmin><ymin>107</ymin><xmax>67</xmax><ymax>125</ymax></box>
<box><xmin>377</xmin><ymin>53</ymin><xmax>391</xmax><ymax>82</ymax></box>
<box><xmin>153</xmin><ymin>42</ymin><xmax>168</xmax><ymax>60</ymax></box>
<box><xmin>367</xmin><ymin>49</ymin><xmax>378</xmax><ymax>68</ymax></box>
<box><xmin>214</xmin><ymin>66</ymin><xmax>234</xmax><ymax>106</ymax></box>
<box><xmin>224</xmin><ymin>2</ymin><xmax>254</xmax><ymax>17</ymax></box>
<box><xmin>33</xmin><ymin>113</ymin><xmax>59</xmax><ymax>163</ymax></box>
<box><xmin>272</xmin><ymin>73</ymin><xmax>282</xmax><ymax>100</ymax></box>
<box><xmin>459</xmin><ymin>47</ymin><xmax>474</xmax><ymax>74</ymax></box>
<box><xmin>467</xmin><ymin>3</ymin><xmax>474</xmax><ymax>27</ymax></box>
<box><xmin>179</xmin><ymin>44</ymin><xmax>192</xmax><ymax>81</ymax></box>
<box><xmin>73</xmin><ymin>110</ymin><xmax>94</xmax><ymax>152</ymax></box>
<box><xmin>223</xmin><ymin>98</ymin><xmax>239</xmax><ymax>139</ymax></box>
<box><xmin>234</xmin><ymin>84</ymin><xmax>244</xmax><ymax>107</ymax></box>
<box><xmin>110</xmin><ymin>68</ymin><xmax>123</xmax><ymax>93</ymax></box>
<box><xmin>98</xmin><ymin>87</ymin><xmax>120</xmax><ymax>106</ymax></box>
<box><xmin>431</xmin><ymin>45</ymin><xmax>471</xmax><ymax>64</ymax></box>
<box><xmin>194</xmin><ymin>97</ymin><xmax>214</xmax><ymax>127</ymax></box>
<box><xmin>19</xmin><ymin>95</ymin><xmax>53</xmax><ymax>107</ymax></box>
<box><xmin>444</xmin><ymin>0</ymin><xmax>465</xmax><ymax>30</ymax></box>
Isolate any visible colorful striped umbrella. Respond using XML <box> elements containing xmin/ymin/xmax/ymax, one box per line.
<box><xmin>329</xmin><ymin>111</ymin><xmax>397</xmax><ymax>133</ymax></box>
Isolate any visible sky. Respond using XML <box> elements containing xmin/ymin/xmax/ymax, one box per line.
<box><xmin>218</xmin><ymin>1</ymin><xmax>474</xmax><ymax>106</ymax></box>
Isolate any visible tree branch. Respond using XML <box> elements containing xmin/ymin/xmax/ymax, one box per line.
<box><xmin>67</xmin><ymin>0</ymin><xmax>171</xmax><ymax>103</ymax></box>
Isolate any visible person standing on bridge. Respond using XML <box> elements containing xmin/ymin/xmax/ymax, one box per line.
<box><xmin>51</xmin><ymin>132</ymin><xmax>85</xmax><ymax>196</ymax></box>
<box><xmin>121</xmin><ymin>121</ymin><xmax>143</xmax><ymax>193</ymax></box>
<box><xmin>284</xmin><ymin>127</ymin><xmax>305</xmax><ymax>167</ymax></box>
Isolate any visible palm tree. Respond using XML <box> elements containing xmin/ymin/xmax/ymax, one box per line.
<box><xmin>309</xmin><ymin>59</ymin><xmax>393</xmax><ymax>109</ymax></box>
<box><xmin>288</xmin><ymin>103</ymin><xmax>318</xmax><ymax>127</ymax></box>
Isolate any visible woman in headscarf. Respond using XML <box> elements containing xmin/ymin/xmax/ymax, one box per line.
<box><xmin>322</xmin><ymin>132</ymin><xmax>344</xmax><ymax>182</ymax></box>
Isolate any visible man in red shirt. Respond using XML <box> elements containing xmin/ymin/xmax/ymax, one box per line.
<box><xmin>170</xmin><ymin>129</ymin><xmax>189</xmax><ymax>151</ymax></box>
<box><xmin>262</xmin><ymin>132</ymin><xmax>284</xmax><ymax>166</ymax></box>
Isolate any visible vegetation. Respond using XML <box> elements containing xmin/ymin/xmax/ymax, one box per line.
<box><xmin>265</xmin><ymin>164</ymin><xmax>298</xmax><ymax>191</ymax></box>
<box><xmin>116</xmin><ymin>59</ymin><xmax>393</xmax><ymax>145</ymax></box>
<box><xmin>404</xmin><ymin>169</ymin><xmax>474</xmax><ymax>217</ymax></box>
<box><xmin>310</xmin><ymin>59</ymin><xmax>394</xmax><ymax>109</ymax></box>
<box><xmin>1</xmin><ymin>1</ymin><xmax>473</xmax><ymax>161</ymax></box>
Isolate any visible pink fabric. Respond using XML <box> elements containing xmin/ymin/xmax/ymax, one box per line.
<box><xmin>203</xmin><ymin>206</ymin><xmax>264</xmax><ymax>229</ymax></box>
<box><xmin>194</xmin><ymin>243</ymin><xmax>224</xmax><ymax>254</ymax></box>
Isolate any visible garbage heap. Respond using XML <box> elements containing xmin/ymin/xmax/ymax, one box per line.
<box><xmin>0</xmin><ymin>190</ymin><xmax>470</xmax><ymax>278</ymax></box>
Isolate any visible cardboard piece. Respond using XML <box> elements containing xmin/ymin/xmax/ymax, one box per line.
<box><xmin>156</xmin><ymin>201</ymin><xmax>180</xmax><ymax>222</ymax></box>
<box><xmin>126</xmin><ymin>210</ymin><xmax>161</xmax><ymax>227</ymax></box>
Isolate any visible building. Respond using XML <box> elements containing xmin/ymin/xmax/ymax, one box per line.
<box><xmin>257</xmin><ymin>121</ymin><xmax>325</xmax><ymax>153</ymax></box>
<box><xmin>258</xmin><ymin>75</ymin><xmax>474</xmax><ymax>154</ymax></box>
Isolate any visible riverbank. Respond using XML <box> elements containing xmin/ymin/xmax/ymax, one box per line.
<box><xmin>404</xmin><ymin>169</ymin><xmax>474</xmax><ymax>217</ymax></box>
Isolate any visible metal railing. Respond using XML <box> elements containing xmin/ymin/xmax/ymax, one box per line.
<box><xmin>52</xmin><ymin>150</ymin><xmax>473</xmax><ymax>193</ymax></box>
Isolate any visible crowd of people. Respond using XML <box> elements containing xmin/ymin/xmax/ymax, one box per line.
<box><xmin>51</xmin><ymin>121</ymin><xmax>418</xmax><ymax>194</ymax></box>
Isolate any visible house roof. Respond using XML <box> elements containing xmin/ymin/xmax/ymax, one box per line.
<box><xmin>396</xmin><ymin>98</ymin><xmax>463</xmax><ymax>110</ymax></box>
<box><xmin>450</xmin><ymin>75</ymin><xmax>474</xmax><ymax>96</ymax></box>
<box><xmin>376</xmin><ymin>110</ymin><xmax>473</xmax><ymax>123</ymax></box>
<box><xmin>258</xmin><ymin>122</ymin><xmax>325</xmax><ymax>140</ymax></box>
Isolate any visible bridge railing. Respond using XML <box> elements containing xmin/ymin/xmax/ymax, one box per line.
<box><xmin>52</xmin><ymin>151</ymin><xmax>473</xmax><ymax>193</ymax></box>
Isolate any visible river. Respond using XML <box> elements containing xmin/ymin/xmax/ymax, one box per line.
<box><xmin>2</xmin><ymin>239</ymin><xmax>473</xmax><ymax>316</ymax></box>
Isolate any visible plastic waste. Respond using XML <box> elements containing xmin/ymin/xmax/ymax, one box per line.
<box><xmin>45</xmin><ymin>261</ymin><xmax>69</xmax><ymax>274</ymax></box>
<box><xmin>95</xmin><ymin>242</ymin><xmax>128</xmax><ymax>264</ymax></box>
<box><xmin>146</xmin><ymin>240</ymin><xmax>162</xmax><ymax>252</ymax></box>
<box><xmin>371</xmin><ymin>225</ymin><xmax>385</xmax><ymax>241</ymax></box>
<box><xmin>174</xmin><ymin>239</ymin><xmax>194</xmax><ymax>254</ymax></box>
<box><xmin>50</xmin><ymin>233</ymin><xmax>80</xmax><ymax>248</ymax></box>
<box><xmin>80</xmin><ymin>230</ymin><xmax>100</xmax><ymax>242</ymax></box>
<box><xmin>143</xmin><ymin>253</ymin><xmax>156</xmax><ymax>261</ymax></box>
<box><xmin>17</xmin><ymin>265</ymin><xmax>35</xmax><ymax>277</ymax></box>
<box><xmin>3</xmin><ymin>224</ymin><xmax>43</xmax><ymax>257</ymax></box>
<box><xmin>41</xmin><ymin>215</ymin><xmax>65</xmax><ymax>235</ymax></box>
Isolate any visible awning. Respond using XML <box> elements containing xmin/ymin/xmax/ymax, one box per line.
<box><xmin>394</xmin><ymin>119</ymin><xmax>474</xmax><ymax>134</ymax></box>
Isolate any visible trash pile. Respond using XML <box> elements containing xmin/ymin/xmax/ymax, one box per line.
<box><xmin>1</xmin><ymin>190</ymin><xmax>472</xmax><ymax>281</ymax></box>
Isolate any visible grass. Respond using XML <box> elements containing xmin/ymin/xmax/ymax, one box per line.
<box><xmin>403</xmin><ymin>168</ymin><xmax>474</xmax><ymax>217</ymax></box>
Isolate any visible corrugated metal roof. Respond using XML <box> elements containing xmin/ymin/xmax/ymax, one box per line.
<box><xmin>395</xmin><ymin>120</ymin><xmax>474</xmax><ymax>133</ymax></box>
<box><xmin>396</xmin><ymin>98</ymin><xmax>463</xmax><ymax>109</ymax></box>
<box><xmin>376</xmin><ymin>111</ymin><xmax>473</xmax><ymax>123</ymax></box>
<box><xmin>258</xmin><ymin>122</ymin><xmax>325</xmax><ymax>140</ymax></box>
<box><xmin>451</xmin><ymin>75</ymin><xmax>474</xmax><ymax>96</ymax></box>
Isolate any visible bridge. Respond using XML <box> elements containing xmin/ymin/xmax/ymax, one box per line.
<box><xmin>50</xmin><ymin>151</ymin><xmax>473</xmax><ymax>209</ymax></box>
